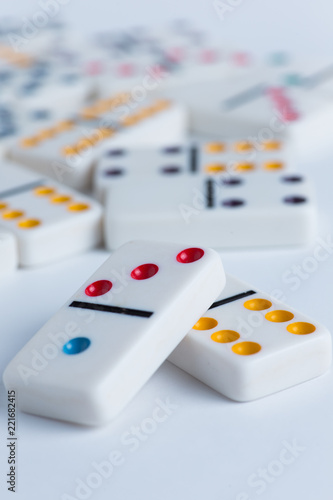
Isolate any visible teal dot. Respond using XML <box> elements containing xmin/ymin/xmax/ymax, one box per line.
<box><xmin>268</xmin><ymin>52</ymin><xmax>289</xmax><ymax>66</ymax></box>
<box><xmin>283</xmin><ymin>73</ymin><xmax>303</xmax><ymax>86</ymax></box>
<box><xmin>63</xmin><ymin>337</ymin><xmax>91</xmax><ymax>355</ymax></box>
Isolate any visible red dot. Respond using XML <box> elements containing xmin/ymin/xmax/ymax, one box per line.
<box><xmin>85</xmin><ymin>280</ymin><xmax>112</xmax><ymax>297</ymax></box>
<box><xmin>176</xmin><ymin>248</ymin><xmax>205</xmax><ymax>264</ymax></box>
<box><xmin>131</xmin><ymin>263</ymin><xmax>159</xmax><ymax>280</ymax></box>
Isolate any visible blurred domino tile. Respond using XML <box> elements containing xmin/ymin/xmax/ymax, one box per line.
<box><xmin>94</xmin><ymin>138</ymin><xmax>291</xmax><ymax>201</ymax></box>
<box><xmin>105</xmin><ymin>172</ymin><xmax>316</xmax><ymax>249</ymax></box>
<box><xmin>169</xmin><ymin>274</ymin><xmax>332</xmax><ymax>401</ymax></box>
<box><xmin>0</xmin><ymin>161</ymin><xmax>102</xmax><ymax>266</ymax></box>
<box><xmin>0</xmin><ymin>229</ymin><xmax>17</xmax><ymax>274</ymax></box>
<box><xmin>8</xmin><ymin>97</ymin><xmax>187</xmax><ymax>191</ymax></box>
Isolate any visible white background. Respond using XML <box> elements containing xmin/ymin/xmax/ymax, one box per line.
<box><xmin>1</xmin><ymin>1</ymin><xmax>333</xmax><ymax>499</ymax></box>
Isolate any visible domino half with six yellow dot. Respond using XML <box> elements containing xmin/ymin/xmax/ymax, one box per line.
<box><xmin>94</xmin><ymin>138</ymin><xmax>291</xmax><ymax>202</ymax></box>
<box><xmin>3</xmin><ymin>240</ymin><xmax>225</xmax><ymax>425</ymax></box>
<box><xmin>169</xmin><ymin>274</ymin><xmax>332</xmax><ymax>401</ymax></box>
<box><xmin>8</xmin><ymin>97</ymin><xmax>187</xmax><ymax>191</ymax></box>
<box><xmin>0</xmin><ymin>161</ymin><xmax>102</xmax><ymax>267</ymax></box>
<box><xmin>0</xmin><ymin>229</ymin><xmax>18</xmax><ymax>274</ymax></box>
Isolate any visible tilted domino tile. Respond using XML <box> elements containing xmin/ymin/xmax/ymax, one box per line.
<box><xmin>3</xmin><ymin>240</ymin><xmax>225</xmax><ymax>425</ymax></box>
<box><xmin>9</xmin><ymin>97</ymin><xmax>187</xmax><ymax>191</ymax></box>
<box><xmin>159</xmin><ymin>69</ymin><xmax>333</xmax><ymax>156</ymax></box>
<box><xmin>0</xmin><ymin>161</ymin><xmax>102</xmax><ymax>267</ymax></box>
<box><xmin>169</xmin><ymin>274</ymin><xmax>332</xmax><ymax>401</ymax></box>
<box><xmin>94</xmin><ymin>138</ymin><xmax>291</xmax><ymax>202</ymax></box>
<box><xmin>0</xmin><ymin>229</ymin><xmax>17</xmax><ymax>274</ymax></box>
<box><xmin>105</xmin><ymin>171</ymin><xmax>316</xmax><ymax>250</ymax></box>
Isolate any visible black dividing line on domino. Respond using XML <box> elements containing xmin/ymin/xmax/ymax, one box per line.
<box><xmin>0</xmin><ymin>180</ymin><xmax>45</xmax><ymax>199</ymax></box>
<box><xmin>222</xmin><ymin>83</ymin><xmax>266</xmax><ymax>111</ymax></box>
<box><xmin>189</xmin><ymin>145</ymin><xmax>198</xmax><ymax>173</ymax></box>
<box><xmin>69</xmin><ymin>301</ymin><xmax>153</xmax><ymax>318</ymax></box>
<box><xmin>209</xmin><ymin>290</ymin><xmax>256</xmax><ymax>309</ymax></box>
<box><xmin>206</xmin><ymin>179</ymin><xmax>215</xmax><ymax>208</ymax></box>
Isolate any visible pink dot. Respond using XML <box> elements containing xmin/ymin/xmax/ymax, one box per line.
<box><xmin>199</xmin><ymin>49</ymin><xmax>218</xmax><ymax>64</ymax></box>
<box><xmin>117</xmin><ymin>63</ymin><xmax>135</xmax><ymax>77</ymax></box>
<box><xmin>85</xmin><ymin>280</ymin><xmax>112</xmax><ymax>297</ymax></box>
<box><xmin>176</xmin><ymin>248</ymin><xmax>204</xmax><ymax>264</ymax></box>
<box><xmin>131</xmin><ymin>263</ymin><xmax>159</xmax><ymax>280</ymax></box>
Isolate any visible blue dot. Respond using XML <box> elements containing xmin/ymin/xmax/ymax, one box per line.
<box><xmin>63</xmin><ymin>337</ymin><xmax>91</xmax><ymax>355</ymax></box>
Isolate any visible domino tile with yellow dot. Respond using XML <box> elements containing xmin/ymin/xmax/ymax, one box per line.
<box><xmin>0</xmin><ymin>161</ymin><xmax>102</xmax><ymax>267</ymax></box>
<box><xmin>168</xmin><ymin>274</ymin><xmax>332</xmax><ymax>401</ymax></box>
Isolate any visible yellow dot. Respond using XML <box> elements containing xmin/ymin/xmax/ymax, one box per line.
<box><xmin>193</xmin><ymin>317</ymin><xmax>218</xmax><ymax>330</ymax></box>
<box><xmin>205</xmin><ymin>163</ymin><xmax>226</xmax><ymax>174</ymax></box>
<box><xmin>51</xmin><ymin>195</ymin><xmax>72</xmax><ymax>204</ymax></box>
<box><xmin>0</xmin><ymin>202</ymin><xmax>8</xmax><ymax>210</ymax></box>
<box><xmin>2</xmin><ymin>210</ymin><xmax>24</xmax><ymax>219</ymax></box>
<box><xmin>211</xmin><ymin>330</ymin><xmax>240</xmax><ymax>343</ymax></box>
<box><xmin>265</xmin><ymin>310</ymin><xmax>294</xmax><ymax>322</ymax></box>
<box><xmin>261</xmin><ymin>140</ymin><xmax>281</xmax><ymax>150</ymax></box>
<box><xmin>68</xmin><ymin>203</ymin><xmax>90</xmax><ymax>212</ymax></box>
<box><xmin>61</xmin><ymin>145</ymin><xmax>77</xmax><ymax>156</ymax></box>
<box><xmin>55</xmin><ymin>120</ymin><xmax>75</xmax><ymax>132</ymax></box>
<box><xmin>18</xmin><ymin>219</ymin><xmax>41</xmax><ymax>229</ymax></box>
<box><xmin>205</xmin><ymin>142</ymin><xmax>226</xmax><ymax>153</ymax></box>
<box><xmin>244</xmin><ymin>298</ymin><xmax>272</xmax><ymax>311</ymax></box>
<box><xmin>263</xmin><ymin>161</ymin><xmax>284</xmax><ymax>171</ymax></box>
<box><xmin>287</xmin><ymin>322</ymin><xmax>316</xmax><ymax>335</ymax></box>
<box><xmin>232</xmin><ymin>341</ymin><xmax>261</xmax><ymax>355</ymax></box>
<box><xmin>76</xmin><ymin>138</ymin><xmax>93</xmax><ymax>153</ymax></box>
<box><xmin>36</xmin><ymin>128</ymin><xmax>57</xmax><ymax>140</ymax></box>
<box><xmin>34</xmin><ymin>186</ymin><xmax>56</xmax><ymax>196</ymax></box>
<box><xmin>20</xmin><ymin>137</ymin><xmax>39</xmax><ymax>148</ymax></box>
<box><xmin>235</xmin><ymin>162</ymin><xmax>255</xmax><ymax>172</ymax></box>
<box><xmin>234</xmin><ymin>141</ymin><xmax>253</xmax><ymax>152</ymax></box>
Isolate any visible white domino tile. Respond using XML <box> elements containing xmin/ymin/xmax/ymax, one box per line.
<box><xmin>0</xmin><ymin>229</ymin><xmax>17</xmax><ymax>274</ymax></box>
<box><xmin>105</xmin><ymin>171</ymin><xmax>316</xmax><ymax>250</ymax></box>
<box><xmin>3</xmin><ymin>240</ymin><xmax>225</xmax><ymax>425</ymax></box>
<box><xmin>169</xmin><ymin>274</ymin><xmax>332</xmax><ymax>401</ymax></box>
<box><xmin>0</xmin><ymin>161</ymin><xmax>102</xmax><ymax>267</ymax></box>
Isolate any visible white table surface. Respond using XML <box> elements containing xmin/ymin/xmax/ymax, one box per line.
<box><xmin>1</xmin><ymin>1</ymin><xmax>333</xmax><ymax>499</ymax></box>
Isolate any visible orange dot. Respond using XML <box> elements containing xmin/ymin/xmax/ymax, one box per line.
<box><xmin>51</xmin><ymin>195</ymin><xmax>72</xmax><ymax>204</ymax></box>
<box><xmin>20</xmin><ymin>137</ymin><xmax>39</xmax><ymax>148</ymax></box>
<box><xmin>211</xmin><ymin>330</ymin><xmax>240</xmax><ymax>343</ymax></box>
<box><xmin>34</xmin><ymin>186</ymin><xmax>56</xmax><ymax>196</ymax></box>
<box><xmin>68</xmin><ymin>203</ymin><xmax>90</xmax><ymax>212</ymax></box>
<box><xmin>234</xmin><ymin>141</ymin><xmax>253</xmax><ymax>152</ymax></box>
<box><xmin>61</xmin><ymin>145</ymin><xmax>77</xmax><ymax>156</ymax></box>
<box><xmin>244</xmin><ymin>298</ymin><xmax>272</xmax><ymax>311</ymax></box>
<box><xmin>2</xmin><ymin>210</ymin><xmax>24</xmax><ymax>219</ymax></box>
<box><xmin>193</xmin><ymin>317</ymin><xmax>218</xmax><ymax>330</ymax></box>
<box><xmin>265</xmin><ymin>310</ymin><xmax>294</xmax><ymax>323</ymax></box>
<box><xmin>235</xmin><ymin>162</ymin><xmax>255</xmax><ymax>172</ymax></box>
<box><xmin>287</xmin><ymin>322</ymin><xmax>316</xmax><ymax>335</ymax></box>
<box><xmin>263</xmin><ymin>161</ymin><xmax>284</xmax><ymax>171</ymax></box>
<box><xmin>232</xmin><ymin>342</ymin><xmax>261</xmax><ymax>355</ymax></box>
<box><xmin>205</xmin><ymin>142</ymin><xmax>226</xmax><ymax>153</ymax></box>
<box><xmin>36</xmin><ymin>128</ymin><xmax>57</xmax><ymax>140</ymax></box>
<box><xmin>261</xmin><ymin>140</ymin><xmax>281</xmax><ymax>150</ymax></box>
<box><xmin>18</xmin><ymin>219</ymin><xmax>41</xmax><ymax>229</ymax></box>
<box><xmin>0</xmin><ymin>202</ymin><xmax>8</xmax><ymax>210</ymax></box>
<box><xmin>205</xmin><ymin>163</ymin><xmax>226</xmax><ymax>174</ymax></box>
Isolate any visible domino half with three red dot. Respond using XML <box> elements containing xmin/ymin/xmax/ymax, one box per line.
<box><xmin>169</xmin><ymin>274</ymin><xmax>332</xmax><ymax>401</ymax></box>
<box><xmin>0</xmin><ymin>161</ymin><xmax>102</xmax><ymax>266</ymax></box>
<box><xmin>3</xmin><ymin>240</ymin><xmax>225</xmax><ymax>425</ymax></box>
